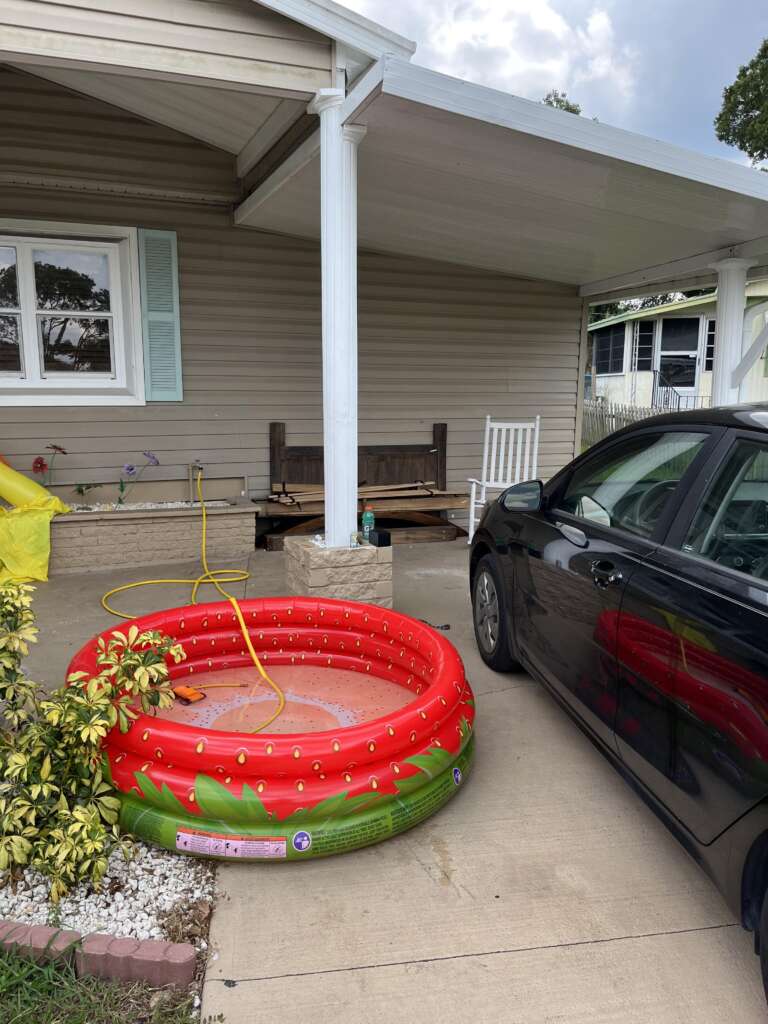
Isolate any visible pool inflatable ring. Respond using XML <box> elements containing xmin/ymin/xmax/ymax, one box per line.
<box><xmin>68</xmin><ymin>598</ymin><xmax>475</xmax><ymax>861</ymax></box>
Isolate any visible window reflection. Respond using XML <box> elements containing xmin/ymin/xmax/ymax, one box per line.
<box><xmin>0</xmin><ymin>247</ymin><xmax>18</xmax><ymax>309</ymax></box>
<box><xmin>38</xmin><ymin>317</ymin><xmax>112</xmax><ymax>374</ymax></box>
<box><xmin>33</xmin><ymin>250</ymin><xmax>110</xmax><ymax>312</ymax></box>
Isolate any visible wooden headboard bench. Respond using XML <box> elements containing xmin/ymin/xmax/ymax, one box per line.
<box><xmin>269</xmin><ymin>423</ymin><xmax>448</xmax><ymax>493</ymax></box>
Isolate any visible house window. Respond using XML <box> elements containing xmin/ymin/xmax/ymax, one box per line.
<box><xmin>0</xmin><ymin>225</ymin><xmax>144</xmax><ymax>406</ymax></box>
<box><xmin>705</xmin><ymin>319</ymin><xmax>715</xmax><ymax>372</ymax></box>
<box><xmin>593</xmin><ymin>324</ymin><xmax>625</xmax><ymax>374</ymax></box>
<box><xmin>633</xmin><ymin>320</ymin><xmax>654</xmax><ymax>371</ymax></box>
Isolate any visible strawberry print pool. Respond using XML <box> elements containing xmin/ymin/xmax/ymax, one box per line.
<box><xmin>68</xmin><ymin>598</ymin><xmax>476</xmax><ymax>861</ymax></box>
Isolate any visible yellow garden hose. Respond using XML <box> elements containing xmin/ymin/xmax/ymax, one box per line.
<box><xmin>101</xmin><ymin>470</ymin><xmax>286</xmax><ymax>733</ymax></box>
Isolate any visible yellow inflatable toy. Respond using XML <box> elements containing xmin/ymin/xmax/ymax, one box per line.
<box><xmin>0</xmin><ymin>459</ymin><xmax>69</xmax><ymax>583</ymax></box>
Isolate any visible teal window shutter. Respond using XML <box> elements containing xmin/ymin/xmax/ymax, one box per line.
<box><xmin>138</xmin><ymin>228</ymin><xmax>183</xmax><ymax>401</ymax></box>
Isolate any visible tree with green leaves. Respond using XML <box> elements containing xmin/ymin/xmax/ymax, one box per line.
<box><xmin>542</xmin><ymin>89</ymin><xmax>581</xmax><ymax>115</ymax></box>
<box><xmin>715</xmin><ymin>39</ymin><xmax>768</xmax><ymax>166</ymax></box>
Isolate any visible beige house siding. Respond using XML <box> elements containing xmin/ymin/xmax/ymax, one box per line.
<box><xmin>0</xmin><ymin>0</ymin><xmax>333</xmax><ymax>96</ymax></box>
<box><xmin>0</xmin><ymin>70</ymin><xmax>582</xmax><ymax>507</ymax></box>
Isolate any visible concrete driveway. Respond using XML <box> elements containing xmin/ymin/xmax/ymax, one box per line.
<box><xmin>28</xmin><ymin>542</ymin><xmax>767</xmax><ymax>1022</ymax></box>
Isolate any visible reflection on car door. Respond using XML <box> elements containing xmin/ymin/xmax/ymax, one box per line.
<box><xmin>514</xmin><ymin>428</ymin><xmax>710</xmax><ymax>750</ymax></box>
<box><xmin>514</xmin><ymin>514</ymin><xmax>646</xmax><ymax>749</ymax></box>
<box><xmin>616</xmin><ymin>434</ymin><xmax>768</xmax><ymax>843</ymax></box>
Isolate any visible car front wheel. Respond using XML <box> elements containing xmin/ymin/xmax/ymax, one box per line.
<box><xmin>471</xmin><ymin>554</ymin><xmax>519</xmax><ymax>671</ymax></box>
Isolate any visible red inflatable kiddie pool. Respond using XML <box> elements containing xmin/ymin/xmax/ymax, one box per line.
<box><xmin>68</xmin><ymin>597</ymin><xmax>475</xmax><ymax>861</ymax></box>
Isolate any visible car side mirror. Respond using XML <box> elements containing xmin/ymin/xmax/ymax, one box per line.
<box><xmin>500</xmin><ymin>480</ymin><xmax>544</xmax><ymax>512</ymax></box>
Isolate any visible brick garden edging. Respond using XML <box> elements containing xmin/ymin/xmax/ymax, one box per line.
<box><xmin>49</xmin><ymin>503</ymin><xmax>257</xmax><ymax>575</ymax></box>
<box><xmin>0</xmin><ymin>918</ymin><xmax>196</xmax><ymax>989</ymax></box>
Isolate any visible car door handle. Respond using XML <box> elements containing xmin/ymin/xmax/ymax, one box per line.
<box><xmin>590</xmin><ymin>559</ymin><xmax>623</xmax><ymax>588</ymax></box>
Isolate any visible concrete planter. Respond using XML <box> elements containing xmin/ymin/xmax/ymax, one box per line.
<box><xmin>49</xmin><ymin>504</ymin><xmax>256</xmax><ymax>575</ymax></box>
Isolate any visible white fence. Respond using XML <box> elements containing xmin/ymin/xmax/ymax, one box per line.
<box><xmin>582</xmin><ymin>399</ymin><xmax>655</xmax><ymax>449</ymax></box>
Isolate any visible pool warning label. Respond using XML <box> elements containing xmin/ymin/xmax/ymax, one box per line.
<box><xmin>176</xmin><ymin>829</ymin><xmax>286</xmax><ymax>859</ymax></box>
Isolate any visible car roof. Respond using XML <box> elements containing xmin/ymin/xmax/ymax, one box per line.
<box><xmin>609</xmin><ymin>403</ymin><xmax>768</xmax><ymax>436</ymax></box>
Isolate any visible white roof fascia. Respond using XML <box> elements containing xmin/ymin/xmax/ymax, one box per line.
<box><xmin>588</xmin><ymin>294</ymin><xmax>718</xmax><ymax>331</ymax></box>
<box><xmin>253</xmin><ymin>0</ymin><xmax>415</xmax><ymax>61</ymax></box>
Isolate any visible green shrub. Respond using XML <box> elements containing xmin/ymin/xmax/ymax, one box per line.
<box><xmin>0</xmin><ymin>582</ymin><xmax>185</xmax><ymax>902</ymax></box>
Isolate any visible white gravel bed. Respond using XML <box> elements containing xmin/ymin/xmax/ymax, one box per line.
<box><xmin>0</xmin><ymin>842</ymin><xmax>215</xmax><ymax>948</ymax></box>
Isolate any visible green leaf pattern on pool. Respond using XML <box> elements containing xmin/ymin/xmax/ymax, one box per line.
<box><xmin>130</xmin><ymin>728</ymin><xmax>470</xmax><ymax>828</ymax></box>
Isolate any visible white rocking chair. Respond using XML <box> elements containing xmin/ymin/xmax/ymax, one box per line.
<box><xmin>467</xmin><ymin>415</ymin><xmax>541</xmax><ymax>542</ymax></box>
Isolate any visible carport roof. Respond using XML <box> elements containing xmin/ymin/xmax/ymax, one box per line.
<box><xmin>235</xmin><ymin>57</ymin><xmax>768</xmax><ymax>297</ymax></box>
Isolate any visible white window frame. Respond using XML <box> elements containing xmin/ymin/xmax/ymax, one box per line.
<box><xmin>0</xmin><ymin>219</ymin><xmax>145</xmax><ymax>406</ymax></box>
<box><xmin>653</xmin><ymin>312</ymin><xmax>706</xmax><ymax>395</ymax></box>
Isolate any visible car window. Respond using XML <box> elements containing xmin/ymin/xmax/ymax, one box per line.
<box><xmin>682</xmin><ymin>439</ymin><xmax>768</xmax><ymax>579</ymax></box>
<box><xmin>557</xmin><ymin>430</ymin><xmax>708</xmax><ymax>539</ymax></box>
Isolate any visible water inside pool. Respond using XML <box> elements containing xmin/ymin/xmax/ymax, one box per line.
<box><xmin>158</xmin><ymin>665</ymin><xmax>413</xmax><ymax>733</ymax></box>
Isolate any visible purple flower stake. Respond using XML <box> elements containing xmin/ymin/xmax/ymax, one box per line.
<box><xmin>116</xmin><ymin>453</ymin><xmax>159</xmax><ymax>506</ymax></box>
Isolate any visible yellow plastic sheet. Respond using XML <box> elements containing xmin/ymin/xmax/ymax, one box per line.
<box><xmin>0</xmin><ymin>462</ymin><xmax>70</xmax><ymax>582</ymax></box>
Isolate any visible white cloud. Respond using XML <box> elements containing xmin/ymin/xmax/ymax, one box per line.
<box><xmin>345</xmin><ymin>0</ymin><xmax>638</xmax><ymax>118</ymax></box>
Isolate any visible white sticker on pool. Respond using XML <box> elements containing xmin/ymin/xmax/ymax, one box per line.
<box><xmin>176</xmin><ymin>830</ymin><xmax>286</xmax><ymax>859</ymax></box>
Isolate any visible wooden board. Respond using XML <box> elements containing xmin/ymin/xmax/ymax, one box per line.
<box><xmin>264</xmin><ymin>493</ymin><xmax>469</xmax><ymax>517</ymax></box>
<box><xmin>270</xmin><ymin>422</ymin><xmax>448</xmax><ymax>492</ymax></box>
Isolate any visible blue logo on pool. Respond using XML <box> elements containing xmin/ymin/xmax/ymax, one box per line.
<box><xmin>293</xmin><ymin>830</ymin><xmax>312</xmax><ymax>853</ymax></box>
<box><xmin>453</xmin><ymin>767</ymin><xmax>462</xmax><ymax>786</ymax></box>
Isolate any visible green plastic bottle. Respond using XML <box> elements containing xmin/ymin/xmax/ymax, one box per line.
<box><xmin>362</xmin><ymin>504</ymin><xmax>375</xmax><ymax>541</ymax></box>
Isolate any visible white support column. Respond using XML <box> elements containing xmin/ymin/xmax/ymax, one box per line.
<box><xmin>308</xmin><ymin>88</ymin><xmax>366</xmax><ymax>548</ymax></box>
<box><xmin>710</xmin><ymin>258</ymin><xmax>754</xmax><ymax>407</ymax></box>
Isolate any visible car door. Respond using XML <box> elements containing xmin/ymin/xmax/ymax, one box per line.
<box><xmin>512</xmin><ymin>427</ymin><xmax>713</xmax><ymax>750</ymax></box>
<box><xmin>616</xmin><ymin>431</ymin><xmax>768</xmax><ymax>844</ymax></box>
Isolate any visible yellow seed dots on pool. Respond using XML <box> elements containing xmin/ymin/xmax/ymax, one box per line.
<box><xmin>257</xmin><ymin>782</ymin><xmax>265</xmax><ymax>793</ymax></box>
<box><xmin>154</xmin><ymin>748</ymin><xmax>163</xmax><ymax>760</ymax></box>
<box><xmin>387</xmin><ymin>726</ymin><xmax>395</xmax><ymax>736</ymax></box>
<box><xmin>225</xmin><ymin>776</ymin><xmax>232</xmax><ymax>784</ymax></box>
<box><xmin>370</xmin><ymin>778</ymin><xmax>379</xmax><ymax>790</ymax></box>
<box><xmin>296</xmin><ymin>780</ymin><xmax>305</xmax><ymax>792</ymax></box>
<box><xmin>392</xmin><ymin>763</ymin><xmax>401</xmax><ymax>774</ymax></box>
<box><xmin>236</xmin><ymin>750</ymin><xmax>247</xmax><ymax>765</ymax></box>
<box><xmin>312</xmin><ymin>761</ymin><xmax>321</xmax><ymax>772</ymax></box>
<box><xmin>343</xmin><ymin>773</ymin><xmax>352</xmax><ymax>783</ymax></box>
<box><xmin>419</xmin><ymin>711</ymin><xmax>427</xmax><ymax>720</ymax></box>
<box><xmin>140</xmin><ymin>761</ymin><xmax>152</xmax><ymax>772</ymax></box>
<box><xmin>141</xmin><ymin>730</ymin><xmax>150</xmax><ymax>742</ymax></box>
<box><xmin>265</xmin><ymin>743</ymin><xmax>274</xmax><ymax>755</ymax></box>
<box><xmin>195</xmin><ymin>740</ymin><xmax>206</xmax><ymax>754</ymax></box>
<box><xmin>188</xmin><ymin>790</ymin><xmax>196</xmax><ymax>803</ymax></box>
<box><xmin>409</xmin><ymin>731</ymin><xmax>417</xmax><ymax>742</ymax></box>
<box><xmin>332</xmin><ymin>740</ymin><xmax>341</xmax><ymax>753</ymax></box>
<box><xmin>439</xmin><ymin>697</ymin><xmax>448</xmax><ymax>706</ymax></box>
<box><xmin>367</xmin><ymin>741</ymin><xmax>376</xmax><ymax>752</ymax></box>
<box><xmin>292</xmin><ymin>747</ymin><xmax>301</xmax><ymax>759</ymax></box>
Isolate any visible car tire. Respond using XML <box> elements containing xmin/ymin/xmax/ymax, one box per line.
<box><xmin>759</xmin><ymin>887</ymin><xmax>768</xmax><ymax>1000</ymax></box>
<box><xmin>471</xmin><ymin>554</ymin><xmax>520</xmax><ymax>672</ymax></box>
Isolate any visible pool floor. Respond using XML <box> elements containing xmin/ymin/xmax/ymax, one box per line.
<box><xmin>160</xmin><ymin>665</ymin><xmax>413</xmax><ymax>733</ymax></box>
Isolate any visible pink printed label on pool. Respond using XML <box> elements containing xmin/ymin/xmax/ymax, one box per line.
<box><xmin>176</xmin><ymin>829</ymin><xmax>286</xmax><ymax>859</ymax></box>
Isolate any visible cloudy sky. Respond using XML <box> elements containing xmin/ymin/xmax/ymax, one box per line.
<box><xmin>344</xmin><ymin>0</ymin><xmax>767</xmax><ymax>163</ymax></box>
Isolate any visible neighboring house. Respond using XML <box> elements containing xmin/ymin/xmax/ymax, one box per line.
<box><xmin>589</xmin><ymin>282</ymin><xmax>768</xmax><ymax>410</ymax></box>
<box><xmin>1</xmin><ymin>0</ymin><xmax>768</xmax><ymax>541</ymax></box>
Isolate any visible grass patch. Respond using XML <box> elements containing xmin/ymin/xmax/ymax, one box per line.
<box><xmin>0</xmin><ymin>947</ymin><xmax>199</xmax><ymax>1024</ymax></box>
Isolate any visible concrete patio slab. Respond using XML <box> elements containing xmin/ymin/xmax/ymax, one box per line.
<box><xmin>23</xmin><ymin>541</ymin><xmax>768</xmax><ymax>1023</ymax></box>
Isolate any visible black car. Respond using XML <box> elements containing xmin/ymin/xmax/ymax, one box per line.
<box><xmin>470</xmin><ymin>405</ymin><xmax>768</xmax><ymax>995</ymax></box>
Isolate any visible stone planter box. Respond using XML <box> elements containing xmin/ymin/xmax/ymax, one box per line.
<box><xmin>49</xmin><ymin>504</ymin><xmax>257</xmax><ymax>575</ymax></box>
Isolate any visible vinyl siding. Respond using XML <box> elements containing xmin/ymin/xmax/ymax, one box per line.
<box><xmin>0</xmin><ymin>71</ymin><xmax>582</xmax><ymax>506</ymax></box>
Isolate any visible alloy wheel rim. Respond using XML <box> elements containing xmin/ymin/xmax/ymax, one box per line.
<box><xmin>475</xmin><ymin>570</ymin><xmax>499</xmax><ymax>654</ymax></box>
